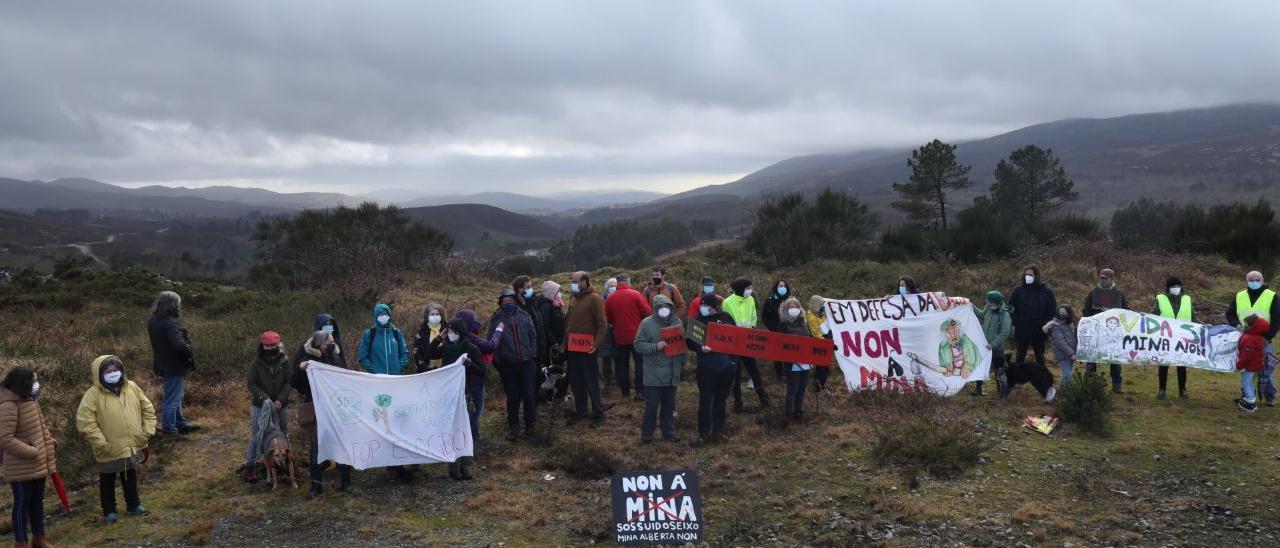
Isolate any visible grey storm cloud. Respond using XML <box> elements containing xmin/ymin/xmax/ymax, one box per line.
<box><xmin>1</xmin><ymin>0</ymin><xmax>1278</xmax><ymax>194</ymax></box>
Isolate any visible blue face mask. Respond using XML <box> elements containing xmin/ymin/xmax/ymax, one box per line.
<box><xmin>703</xmin><ymin>285</ymin><xmax>714</xmax><ymax>294</ymax></box>
<box><xmin>899</xmin><ymin>286</ymin><xmax>909</xmax><ymax>295</ymax></box>
<box><xmin>571</xmin><ymin>283</ymin><xmax>581</xmax><ymax>294</ymax></box>
<box><xmin>501</xmin><ymin>302</ymin><xmax>516</xmax><ymax>313</ymax></box>
<box><xmin>523</xmin><ymin>287</ymin><xmax>534</xmax><ymax>299</ymax></box>
<box><xmin>321</xmin><ymin>325</ymin><xmax>334</xmax><ymax>334</ymax></box>
<box><xmin>1249</xmin><ymin>280</ymin><xmax>1264</xmax><ymax>291</ymax></box>
<box><xmin>777</xmin><ymin>286</ymin><xmax>788</xmax><ymax>297</ymax></box>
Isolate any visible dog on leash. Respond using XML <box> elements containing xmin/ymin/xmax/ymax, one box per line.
<box><xmin>263</xmin><ymin>433</ymin><xmax>299</xmax><ymax>490</ymax></box>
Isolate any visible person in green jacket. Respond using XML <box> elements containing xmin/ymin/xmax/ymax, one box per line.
<box><xmin>722</xmin><ymin>276</ymin><xmax>770</xmax><ymax>410</ymax></box>
<box><xmin>243</xmin><ymin>331</ymin><xmax>291</xmax><ymax>482</ymax></box>
<box><xmin>633</xmin><ymin>295</ymin><xmax>685</xmax><ymax>443</ymax></box>
<box><xmin>972</xmin><ymin>291</ymin><xmax>1011</xmax><ymax>396</ymax></box>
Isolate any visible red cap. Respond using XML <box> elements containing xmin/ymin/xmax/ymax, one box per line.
<box><xmin>260</xmin><ymin>331</ymin><xmax>281</xmax><ymax>346</ymax></box>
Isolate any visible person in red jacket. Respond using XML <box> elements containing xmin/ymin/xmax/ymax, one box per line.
<box><xmin>605</xmin><ymin>273</ymin><xmax>653</xmax><ymax>400</ymax></box>
<box><xmin>1236</xmin><ymin>315</ymin><xmax>1270</xmax><ymax>413</ymax></box>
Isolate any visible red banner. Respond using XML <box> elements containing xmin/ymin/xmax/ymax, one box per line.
<box><xmin>567</xmin><ymin>332</ymin><xmax>594</xmax><ymax>353</ymax></box>
<box><xmin>661</xmin><ymin>326</ymin><xmax>687</xmax><ymax>357</ymax></box>
<box><xmin>705</xmin><ymin>322</ymin><xmax>834</xmax><ymax>366</ymax></box>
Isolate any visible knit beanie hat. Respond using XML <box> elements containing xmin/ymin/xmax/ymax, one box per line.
<box><xmin>985</xmin><ymin>291</ymin><xmax>1004</xmax><ymax>304</ymax></box>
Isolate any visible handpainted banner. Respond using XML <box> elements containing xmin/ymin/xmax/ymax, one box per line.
<box><xmin>822</xmin><ymin>293</ymin><xmax>991</xmax><ymax>395</ymax></box>
<box><xmin>703</xmin><ymin>322</ymin><xmax>836</xmax><ymax>365</ymax></box>
<box><xmin>307</xmin><ymin>356</ymin><xmax>473</xmax><ymax>471</ymax></box>
<box><xmin>686</xmin><ymin>320</ymin><xmax>707</xmax><ymax>347</ymax></box>
<box><xmin>567</xmin><ymin>333</ymin><xmax>594</xmax><ymax>353</ymax></box>
<box><xmin>661</xmin><ymin>326</ymin><xmax>687</xmax><ymax>357</ymax></box>
<box><xmin>612</xmin><ymin>469</ymin><xmax>703</xmax><ymax>545</ymax></box>
<box><xmin>1075</xmin><ymin>309</ymin><xmax>1239</xmax><ymax>372</ymax></box>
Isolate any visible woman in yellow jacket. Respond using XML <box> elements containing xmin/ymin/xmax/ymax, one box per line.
<box><xmin>76</xmin><ymin>356</ymin><xmax>157</xmax><ymax>524</ymax></box>
<box><xmin>0</xmin><ymin>365</ymin><xmax>57</xmax><ymax>548</ymax></box>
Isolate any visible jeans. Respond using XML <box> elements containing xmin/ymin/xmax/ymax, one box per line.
<box><xmin>161</xmin><ymin>374</ymin><xmax>190</xmax><ymax>433</ymax></box>
<box><xmin>641</xmin><ymin>386</ymin><xmax>677</xmax><ymax>440</ymax></box>
<box><xmin>568</xmin><ymin>352</ymin><xmax>605</xmax><ymax>417</ymax></box>
<box><xmin>785</xmin><ymin>368</ymin><xmax>810</xmax><ymax>417</ymax></box>
<box><xmin>697</xmin><ymin>365</ymin><xmax>735</xmax><ymax>440</ymax></box>
<box><xmin>1242</xmin><ymin>371</ymin><xmax>1258</xmax><ymax>403</ymax></box>
<box><xmin>466</xmin><ymin>383</ymin><xmax>485</xmax><ymax>443</ymax></box>
<box><xmin>1158</xmin><ymin>366</ymin><xmax>1187</xmax><ymax>392</ymax></box>
<box><xmin>1259</xmin><ymin>343</ymin><xmax>1276</xmax><ymax>401</ymax></box>
<box><xmin>100</xmin><ymin>469</ymin><xmax>140</xmax><ymax>516</ymax></box>
<box><xmin>308</xmin><ymin>438</ymin><xmax>352</xmax><ymax>488</ymax></box>
<box><xmin>613</xmin><ymin>345</ymin><xmax>635</xmax><ymax>396</ymax></box>
<box><xmin>244</xmin><ymin>404</ymin><xmax>289</xmax><ymax>465</ymax></box>
<box><xmin>1086</xmin><ymin>362</ymin><xmax>1123</xmax><ymax>386</ymax></box>
<box><xmin>9</xmin><ymin>478</ymin><xmax>45</xmax><ymax>542</ymax></box>
<box><xmin>731</xmin><ymin>357</ymin><xmax>768</xmax><ymax>407</ymax></box>
<box><xmin>499</xmin><ymin>360</ymin><xmax>538</xmax><ymax>429</ymax></box>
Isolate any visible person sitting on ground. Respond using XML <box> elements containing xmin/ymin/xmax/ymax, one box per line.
<box><xmin>76</xmin><ymin>356</ymin><xmax>156</xmax><ymax>524</ymax></box>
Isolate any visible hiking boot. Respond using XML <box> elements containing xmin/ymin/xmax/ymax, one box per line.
<box><xmin>506</xmin><ymin>428</ymin><xmax>519</xmax><ymax>442</ymax></box>
<box><xmin>178</xmin><ymin>424</ymin><xmax>202</xmax><ymax>434</ymax></box>
<box><xmin>640</xmin><ymin>438</ymin><xmax>654</xmax><ymax>445</ymax></box>
<box><xmin>307</xmin><ymin>483</ymin><xmax>323</xmax><ymax>499</ymax></box>
<box><xmin>1112</xmin><ymin>384</ymin><xmax>1124</xmax><ymax>394</ymax></box>
<box><xmin>1179</xmin><ymin>389</ymin><xmax>1189</xmax><ymax>399</ymax></box>
<box><xmin>104</xmin><ymin>512</ymin><xmax>119</xmax><ymax>524</ymax></box>
<box><xmin>1238</xmin><ymin>399</ymin><xmax>1257</xmax><ymax>412</ymax></box>
<box><xmin>1157</xmin><ymin>390</ymin><xmax>1166</xmax><ymax>400</ymax></box>
<box><xmin>460</xmin><ymin>458</ymin><xmax>475</xmax><ymax>480</ymax></box>
<box><xmin>757</xmin><ymin>392</ymin><xmax>772</xmax><ymax>408</ymax></box>
<box><xmin>127</xmin><ymin>506</ymin><xmax>150</xmax><ymax>516</ymax></box>
<box><xmin>664</xmin><ymin>434</ymin><xmax>682</xmax><ymax>443</ymax></box>
<box><xmin>590</xmin><ymin>414</ymin><xmax>604</xmax><ymax>428</ymax></box>
<box><xmin>242</xmin><ymin>468</ymin><xmax>259</xmax><ymax>483</ymax></box>
<box><xmin>448</xmin><ymin>461</ymin><xmax>463</xmax><ymax>481</ymax></box>
<box><xmin>972</xmin><ymin>382</ymin><xmax>984</xmax><ymax>397</ymax></box>
<box><xmin>31</xmin><ymin>534</ymin><xmax>53</xmax><ymax>548</ymax></box>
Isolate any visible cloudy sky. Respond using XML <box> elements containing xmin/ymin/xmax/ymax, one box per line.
<box><xmin>1</xmin><ymin>1</ymin><xmax>1277</xmax><ymax>196</ymax></box>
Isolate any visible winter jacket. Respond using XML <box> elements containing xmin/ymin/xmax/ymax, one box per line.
<box><xmin>148</xmin><ymin>314</ymin><xmax>194</xmax><ymax>377</ymax></box>
<box><xmin>605</xmin><ymin>283</ymin><xmax>653</xmax><ymax>346</ymax></box>
<box><xmin>633</xmin><ymin>295</ymin><xmax>685</xmax><ymax>387</ymax></box>
<box><xmin>76</xmin><ymin>356</ymin><xmax>157</xmax><ymax>463</ymax></box>
<box><xmin>357</xmin><ymin>303</ymin><xmax>411</xmax><ymax>375</ymax></box>
<box><xmin>413</xmin><ymin>310</ymin><xmax>445</xmax><ymax>370</ymax></box>
<box><xmin>722</xmin><ymin>293</ymin><xmax>758</xmax><ymax>328</ymax></box>
<box><xmin>304</xmin><ymin>313</ymin><xmax>347</xmax><ymax>369</ymax></box>
<box><xmin>0</xmin><ymin>387</ymin><xmax>56</xmax><ymax>482</ymax></box>
<box><xmin>1227</xmin><ymin>285</ymin><xmax>1280</xmax><ymax>340</ymax></box>
<box><xmin>247</xmin><ymin>348</ymin><xmax>292</xmax><ymax>407</ymax></box>
<box><xmin>292</xmin><ymin>337</ymin><xmax>345</xmax><ymax>403</ymax></box>
<box><xmin>425</xmin><ymin>337</ymin><xmax>488</xmax><ymax>390</ymax></box>
<box><xmin>533</xmin><ymin>294</ymin><xmax>566</xmax><ymax>364</ymax></box>
<box><xmin>1043</xmin><ymin>319</ymin><xmax>1078</xmax><ymax>364</ymax></box>
<box><xmin>782</xmin><ymin>312</ymin><xmax>814</xmax><ymax>370</ymax></box>
<box><xmin>1083</xmin><ymin>287</ymin><xmax>1127</xmax><ymax>317</ymax></box>
<box><xmin>687</xmin><ymin>311</ymin><xmax>737</xmax><ymax>373</ymax></box>
<box><xmin>1009</xmin><ymin>282</ymin><xmax>1057</xmax><ymax>342</ymax></box>
<box><xmin>762</xmin><ymin>294</ymin><xmax>785</xmax><ymax>333</ymax></box>
<box><xmin>805</xmin><ymin>311</ymin><xmax>829</xmax><ymax>340</ymax></box>
<box><xmin>642</xmin><ymin>282</ymin><xmax>686</xmax><ymax>317</ymax></box>
<box><xmin>1237</xmin><ymin>318</ymin><xmax>1271</xmax><ymax>373</ymax></box>
<box><xmin>517</xmin><ymin>297</ymin><xmax>547</xmax><ymax>365</ymax></box>
<box><xmin>978</xmin><ymin>304</ymin><xmax>1012</xmax><ymax>349</ymax></box>
<box><xmin>454</xmin><ymin>309</ymin><xmax>502</xmax><ymax>356</ymax></box>
<box><xmin>488</xmin><ymin>306</ymin><xmax>538</xmax><ymax>366</ymax></box>
<box><xmin>567</xmin><ymin>287</ymin><xmax>609</xmax><ymax>350</ymax></box>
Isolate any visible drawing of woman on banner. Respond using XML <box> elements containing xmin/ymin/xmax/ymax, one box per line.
<box><xmin>1103</xmin><ymin>316</ymin><xmax>1126</xmax><ymax>360</ymax></box>
<box><xmin>905</xmin><ymin>319</ymin><xmax>980</xmax><ymax>377</ymax></box>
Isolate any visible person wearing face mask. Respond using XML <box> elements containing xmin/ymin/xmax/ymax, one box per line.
<box><xmin>894</xmin><ymin>276</ymin><xmax>922</xmax><ymax>297</ymax></box>
<box><xmin>643</xmin><ymin>266</ymin><xmax>686</xmax><ymax>317</ymax></box>
<box><xmin>1008</xmin><ymin>265</ymin><xmax>1057</xmax><ymax>378</ymax></box>
<box><xmin>598</xmin><ymin>277</ymin><xmax>620</xmax><ymax>386</ymax></box>
<box><xmin>633</xmin><ymin>295</ymin><xmax>685</xmax><ymax>443</ymax></box>
<box><xmin>604</xmin><ymin>273</ymin><xmax>653</xmax><ymax>400</ymax></box>
<box><xmin>511</xmin><ymin>276</ymin><xmax>548</xmax><ymax>371</ymax></box>
<box><xmin>723</xmin><ymin>276</ymin><xmax>770</xmax><ymax>411</ymax></box>
<box><xmin>490</xmin><ymin>289</ymin><xmax>540</xmax><ymax>440</ymax></box>
<box><xmin>76</xmin><ymin>356</ymin><xmax>157</xmax><ymax>524</ymax></box>
<box><xmin>686</xmin><ymin>275</ymin><xmax>718</xmax><ymax>321</ymax></box>
<box><xmin>294</xmin><ymin>330</ymin><xmax>353</xmax><ymax>498</ymax></box>
<box><xmin>421</xmin><ymin>319</ymin><xmax>487</xmax><ymax>480</ymax></box>
<box><xmin>534</xmin><ymin>280</ymin><xmax>567</xmax><ymax>369</ymax></box>
<box><xmin>973</xmin><ymin>291</ymin><xmax>1012</xmax><ymax>397</ymax></box>
<box><xmin>805</xmin><ymin>295</ymin><xmax>835</xmax><ymax>393</ymax></box>
<box><xmin>1</xmin><ymin>366</ymin><xmax>58</xmax><ymax>547</ymax></box>
<box><xmin>357</xmin><ymin>303</ymin><xmax>410</xmax><ymax>376</ymax></box>
<box><xmin>688</xmin><ymin>294</ymin><xmax>737</xmax><ymax>444</ymax></box>
<box><xmin>1044</xmin><ymin>305</ymin><xmax>1077</xmax><ymax>392</ymax></box>
<box><xmin>1082</xmin><ymin>268</ymin><xmax>1128</xmax><ymax>393</ymax></box>
<box><xmin>1226</xmin><ymin>271</ymin><xmax>1279</xmax><ymax>405</ymax></box>
<box><xmin>762</xmin><ymin>278</ymin><xmax>792</xmax><ymax>383</ymax></box>
<box><xmin>1153</xmin><ymin>277</ymin><xmax>1193</xmax><ymax>400</ymax></box>
<box><xmin>565</xmin><ymin>272</ymin><xmax>608</xmax><ymax>427</ymax></box>
<box><xmin>300</xmin><ymin>314</ymin><xmax>346</xmax><ymax>369</ymax></box>
<box><xmin>242</xmin><ymin>331</ymin><xmax>292</xmax><ymax>483</ymax></box>
<box><xmin>779</xmin><ymin>297</ymin><xmax>815</xmax><ymax>421</ymax></box>
<box><xmin>413</xmin><ymin>303</ymin><xmax>448</xmax><ymax>371</ymax></box>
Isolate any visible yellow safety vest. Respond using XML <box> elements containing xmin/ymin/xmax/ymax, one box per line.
<box><xmin>1236</xmin><ymin>289</ymin><xmax>1276</xmax><ymax>322</ymax></box>
<box><xmin>1155</xmin><ymin>294</ymin><xmax>1192</xmax><ymax>320</ymax></box>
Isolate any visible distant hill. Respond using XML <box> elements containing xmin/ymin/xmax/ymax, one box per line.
<box><xmin>402</xmin><ymin>190</ymin><xmax>668</xmax><ymax>213</ymax></box>
<box><xmin>0</xmin><ymin>177</ymin><xmax>293</xmax><ymax>218</ymax></box>
<box><xmin>668</xmin><ymin>103</ymin><xmax>1280</xmax><ymax>215</ymax></box>
<box><xmin>123</xmin><ymin>183</ymin><xmax>352</xmax><ymax>210</ymax></box>
<box><xmin>401</xmin><ymin>203</ymin><xmax>567</xmax><ymax>247</ymax></box>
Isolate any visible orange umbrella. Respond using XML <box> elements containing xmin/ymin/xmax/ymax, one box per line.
<box><xmin>51</xmin><ymin>471</ymin><xmax>70</xmax><ymax>512</ymax></box>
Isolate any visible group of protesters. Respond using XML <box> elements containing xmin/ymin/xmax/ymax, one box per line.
<box><xmin>3</xmin><ymin>265</ymin><xmax>1277</xmax><ymax>546</ymax></box>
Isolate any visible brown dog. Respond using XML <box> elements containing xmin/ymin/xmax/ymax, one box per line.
<box><xmin>263</xmin><ymin>434</ymin><xmax>299</xmax><ymax>490</ymax></box>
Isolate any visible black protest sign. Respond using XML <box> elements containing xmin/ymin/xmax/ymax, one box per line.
<box><xmin>686</xmin><ymin>320</ymin><xmax>706</xmax><ymax>347</ymax></box>
<box><xmin>611</xmin><ymin>469</ymin><xmax>703</xmax><ymax>545</ymax></box>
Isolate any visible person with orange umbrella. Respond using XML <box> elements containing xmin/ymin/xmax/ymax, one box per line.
<box><xmin>1</xmin><ymin>365</ymin><xmax>59</xmax><ymax>547</ymax></box>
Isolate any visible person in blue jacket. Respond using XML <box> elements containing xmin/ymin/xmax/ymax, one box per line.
<box><xmin>357</xmin><ymin>303</ymin><xmax>410</xmax><ymax>375</ymax></box>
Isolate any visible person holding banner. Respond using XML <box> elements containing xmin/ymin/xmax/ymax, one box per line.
<box><xmin>1</xmin><ymin>365</ymin><xmax>58</xmax><ymax>547</ymax></box>
<box><xmin>973</xmin><ymin>291</ymin><xmax>1012</xmax><ymax>396</ymax></box>
<box><xmin>633</xmin><ymin>295</ymin><xmax>685</xmax><ymax>443</ymax></box>
<box><xmin>724</xmin><ymin>277</ymin><xmax>770</xmax><ymax>411</ymax></box>
<box><xmin>688</xmin><ymin>294</ymin><xmax>737</xmax><ymax>444</ymax></box>
<box><xmin>490</xmin><ymin>289</ymin><xmax>540</xmax><ymax>440</ymax></box>
<box><xmin>357</xmin><ymin>303</ymin><xmax>411</xmax><ymax>376</ymax></box>
<box><xmin>412</xmin><ymin>302</ymin><xmax>447</xmax><ymax>371</ymax></box>
<box><xmin>421</xmin><ymin>318</ymin><xmax>487</xmax><ymax>480</ymax></box>
<box><xmin>1154</xmin><ymin>277</ymin><xmax>1192</xmax><ymax>400</ymax></box>
<box><xmin>566</xmin><ymin>272</ymin><xmax>608</xmax><ymax>427</ymax></box>
<box><xmin>895</xmin><ymin>276</ymin><xmax>922</xmax><ymax>296</ymax></box>
<box><xmin>806</xmin><ymin>295</ymin><xmax>833</xmax><ymax>393</ymax></box>
<box><xmin>762</xmin><ymin>278</ymin><xmax>792</xmax><ymax>383</ymax></box>
<box><xmin>1009</xmin><ymin>266</ymin><xmax>1057</xmax><ymax>378</ymax></box>
<box><xmin>1083</xmin><ymin>268</ymin><xmax>1128</xmax><ymax>393</ymax></box>
<box><xmin>293</xmin><ymin>330</ymin><xmax>353</xmax><ymax>497</ymax></box>
<box><xmin>1226</xmin><ymin>271</ymin><xmax>1279</xmax><ymax>406</ymax></box>
<box><xmin>779</xmin><ymin>297</ymin><xmax>814</xmax><ymax>421</ymax></box>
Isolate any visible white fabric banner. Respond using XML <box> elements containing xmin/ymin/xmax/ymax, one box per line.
<box><xmin>823</xmin><ymin>293</ymin><xmax>991</xmax><ymax>396</ymax></box>
<box><xmin>307</xmin><ymin>356</ymin><xmax>473</xmax><ymax>470</ymax></box>
<box><xmin>1076</xmin><ymin>309</ymin><xmax>1239</xmax><ymax>372</ymax></box>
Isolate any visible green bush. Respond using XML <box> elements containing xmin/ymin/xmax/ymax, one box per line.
<box><xmin>745</xmin><ymin>187</ymin><xmax>879</xmax><ymax>267</ymax></box>
<box><xmin>1055</xmin><ymin>371</ymin><xmax>1115</xmax><ymax>436</ymax></box>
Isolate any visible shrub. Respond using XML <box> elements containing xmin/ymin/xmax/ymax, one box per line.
<box><xmin>746</xmin><ymin>187</ymin><xmax>879</xmax><ymax>267</ymax></box>
<box><xmin>859</xmin><ymin>391</ymin><xmax>992</xmax><ymax>478</ymax></box>
<box><xmin>543</xmin><ymin>442</ymin><xmax>623</xmax><ymax>480</ymax></box>
<box><xmin>1054</xmin><ymin>371</ymin><xmax>1114</xmax><ymax>436</ymax></box>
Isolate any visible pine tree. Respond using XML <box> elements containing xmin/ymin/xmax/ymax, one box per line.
<box><xmin>991</xmin><ymin>145</ymin><xmax>1078</xmax><ymax>226</ymax></box>
<box><xmin>891</xmin><ymin>140</ymin><xmax>972</xmax><ymax>229</ymax></box>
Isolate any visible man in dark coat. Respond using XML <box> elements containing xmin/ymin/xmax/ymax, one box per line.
<box><xmin>147</xmin><ymin>291</ymin><xmax>199</xmax><ymax>437</ymax></box>
<box><xmin>1083</xmin><ymin>268</ymin><xmax>1128</xmax><ymax>393</ymax></box>
<box><xmin>1008</xmin><ymin>266</ymin><xmax>1057</xmax><ymax>372</ymax></box>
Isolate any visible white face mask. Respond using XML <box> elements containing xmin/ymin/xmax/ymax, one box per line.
<box><xmin>699</xmin><ymin>305</ymin><xmax>713</xmax><ymax>317</ymax></box>
<box><xmin>743</xmin><ymin>288</ymin><xmax>753</xmax><ymax>297</ymax></box>
<box><xmin>428</xmin><ymin>314</ymin><xmax>442</xmax><ymax>325</ymax></box>
<box><xmin>787</xmin><ymin>308</ymin><xmax>803</xmax><ymax>318</ymax></box>
<box><xmin>104</xmin><ymin>371</ymin><xmax>123</xmax><ymax>384</ymax></box>
<box><xmin>447</xmin><ymin>332</ymin><xmax>460</xmax><ymax>343</ymax></box>
<box><xmin>657</xmin><ymin>307</ymin><xmax>672</xmax><ymax>319</ymax></box>
<box><xmin>1024</xmin><ymin>275</ymin><xmax>1035</xmax><ymax>285</ymax></box>
<box><xmin>30</xmin><ymin>381</ymin><xmax>40</xmax><ymax>397</ymax></box>
<box><xmin>1169</xmin><ymin>286</ymin><xmax>1182</xmax><ymax>296</ymax></box>
<box><xmin>377</xmin><ymin>314</ymin><xmax>391</xmax><ymax>326</ymax></box>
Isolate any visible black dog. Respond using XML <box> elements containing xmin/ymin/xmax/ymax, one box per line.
<box><xmin>538</xmin><ymin>364</ymin><xmax>570</xmax><ymax>404</ymax></box>
<box><xmin>998</xmin><ymin>353</ymin><xmax>1056</xmax><ymax>400</ymax></box>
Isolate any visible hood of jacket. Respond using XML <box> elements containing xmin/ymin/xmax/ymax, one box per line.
<box><xmin>372</xmin><ymin>303</ymin><xmax>392</xmax><ymax>325</ymax></box>
<box><xmin>91</xmin><ymin>354</ymin><xmax>127</xmax><ymax>391</ymax></box>
<box><xmin>1246</xmin><ymin>317</ymin><xmax>1272</xmax><ymax>337</ymax></box>
<box><xmin>455</xmin><ymin>309</ymin><xmax>482</xmax><ymax>333</ymax></box>
<box><xmin>313</xmin><ymin>313</ymin><xmax>335</xmax><ymax>331</ymax></box>
<box><xmin>652</xmin><ymin>295</ymin><xmax>679</xmax><ymax>326</ymax></box>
